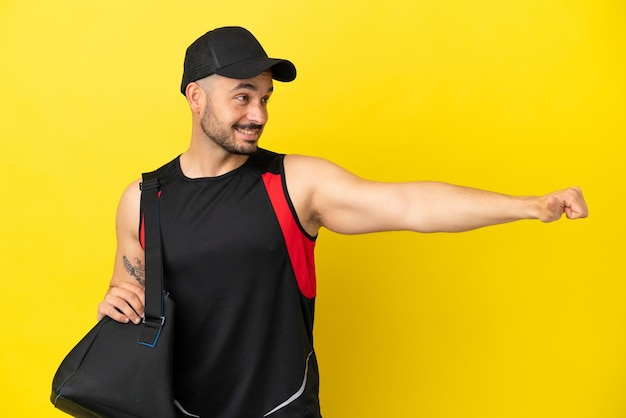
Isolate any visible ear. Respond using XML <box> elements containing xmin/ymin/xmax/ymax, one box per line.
<box><xmin>185</xmin><ymin>82</ymin><xmax>205</xmax><ymax>115</ymax></box>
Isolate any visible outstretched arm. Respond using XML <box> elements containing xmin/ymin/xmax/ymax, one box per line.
<box><xmin>285</xmin><ymin>155</ymin><xmax>588</xmax><ymax>236</ymax></box>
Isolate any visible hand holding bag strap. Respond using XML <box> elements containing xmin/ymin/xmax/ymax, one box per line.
<box><xmin>138</xmin><ymin>170</ymin><xmax>165</xmax><ymax>347</ymax></box>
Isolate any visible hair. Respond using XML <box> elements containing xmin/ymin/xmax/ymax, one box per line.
<box><xmin>195</xmin><ymin>76</ymin><xmax>215</xmax><ymax>94</ymax></box>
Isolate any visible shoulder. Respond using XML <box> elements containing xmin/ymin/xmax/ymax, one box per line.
<box><xmin>283</xmin><ymin>155</ymin><xmax>320</xmax><ymax>192</ymax></box>
<box><xmin>243</xmin><ymin>148</ymin><xmax>283</xmax><ymax>174</ymax></box>
<box><xmin>111</xmin><ymin>179</ymin><xmax>142</xmax><ymax>242</ymax></box>
<box><xmin>284</xmin><ymin>154</ymin><xmax>336</xmax><ymax>172</ymax></box>
<box><xmin>284</xmin><ymin>154</ymin><xmax>361</xmax><ymax>186</ymax></box>
<box><xmin>283</xmin><ymin>154</ymin><xmax>366</xmax><ymax>234</ymax></box>
<box><xmin>155</xmin><ymin>156</ymin><xmax>182</xmax><ymax>182</ymax></box>
<box><xmin>118</xmin><ymin>179</ymin><xmax>142</xmax><ymax>217</ymax></box>
<box><xmin>121</xmin><ymin>179</ymin><xmax>142</xmax><ymax>200</ymax></box>
<box><xmin>117</xmin><ymin>161</ymin><xmax>174</xmax><ymax>215</ymax></box>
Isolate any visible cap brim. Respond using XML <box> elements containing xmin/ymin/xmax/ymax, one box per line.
<box><xmin>215</xmin><ymin>57</ymin><xmax>296</xmax><ymax>82</ymax></box>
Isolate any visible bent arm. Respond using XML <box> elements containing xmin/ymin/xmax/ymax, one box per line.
<box><xmin>96</xmin><ymin>180</ymin><xmax>146</xmax><ymax>323</ymax></box>
<box><xmin>285</xmin><ymin>155</ymin><xmax>588</xmax><ymax>235</ymax></box>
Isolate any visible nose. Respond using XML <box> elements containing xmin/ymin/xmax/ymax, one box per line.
<box><xmin>247</xmin><ymin>101</ymin><xmax>268</xmax><ymax>125</ymax></box>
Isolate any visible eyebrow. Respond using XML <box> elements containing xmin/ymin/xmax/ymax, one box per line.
<box><xmin>230</xmin><ymin>83</ymin><xmax>273</xmax><ymax>94</ymax></box>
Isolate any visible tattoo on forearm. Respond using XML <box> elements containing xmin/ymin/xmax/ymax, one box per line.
<box><xmin>122</xmin><ymin>255</ymin><xmax>145</xmax><ymax>286</ymax></box>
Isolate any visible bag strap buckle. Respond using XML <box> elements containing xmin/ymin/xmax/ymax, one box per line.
<box><xmin>143</xmin><ymin>316</ymin><xmax>166</xmax><ymax>327</ymax></box>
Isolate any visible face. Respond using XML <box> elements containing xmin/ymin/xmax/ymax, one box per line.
<box><xmin>199</xmin><ymin>72</ymin><xmax>273</xmax><ymax>155</ymax></box>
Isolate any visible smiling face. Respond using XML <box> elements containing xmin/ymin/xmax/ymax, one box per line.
<box><xmin>197</xmin><ymin>71</ymin><xmax>274</xmax><ymax>155</ymax></box>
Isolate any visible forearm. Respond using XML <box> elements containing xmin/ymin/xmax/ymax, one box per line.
<box><xmin>406</xmin><ymin>182</ymin><xmax>539</xmax><ymax>233</ymax></box>
<box><xmin>410</xmin><ymin>182</ymin><xmax>587</xmax><ymax>232</ymax></box>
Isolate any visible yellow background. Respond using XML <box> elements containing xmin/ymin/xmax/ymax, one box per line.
<box><xmin>1</xmin><ymin>0</ymin><xmax>624</xmax><ymax>417</ymax></box>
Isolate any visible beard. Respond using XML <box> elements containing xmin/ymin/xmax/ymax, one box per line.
<box><xmin>200</xmin><ymin>102</ymin><xmax>262</xmax><ymax>156</ymax></box>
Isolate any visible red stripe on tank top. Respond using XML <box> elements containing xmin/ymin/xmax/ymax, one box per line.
<box><xmin>261</xmin><ymin>172</ymin><xmax>317</xmax><ymax>299</ymax></box>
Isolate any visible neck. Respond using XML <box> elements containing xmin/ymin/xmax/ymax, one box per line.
<box><xmin>180</xmin><ymin>142</ymin><xmax>250</xmax><ymax>178</ymax></box>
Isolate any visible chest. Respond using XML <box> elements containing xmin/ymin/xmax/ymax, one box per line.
<box><xmin>158</xmin><ymin>172</ymin><xmax>286</xmax><ymax>275</ymax></box>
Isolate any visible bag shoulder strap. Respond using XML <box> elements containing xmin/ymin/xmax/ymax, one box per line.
<box><xmin>138</xmin><ymin>170</ymin><xmax>165</xmax><ymax>344</ymax></box>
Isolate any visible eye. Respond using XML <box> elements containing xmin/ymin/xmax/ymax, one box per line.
<box><xmin>235</xmin><ymin>94</ymin><xmax>249</xmax><ymax>103</ymax></box>
<box><xmin>261</xmin><ymin>96</ymin><xmax>270</xmax><ymax>105</ymax></box>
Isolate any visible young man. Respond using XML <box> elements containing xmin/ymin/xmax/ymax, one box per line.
<box><xmin>97</xmin><ymin>27</ymin><xmax>588</xmax><ymax>417</ymax></box>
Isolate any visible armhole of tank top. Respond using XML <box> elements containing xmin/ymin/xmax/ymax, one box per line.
<box><xmin>139</xmin><ymin>212</ymin><xmax>145</xmax><ymax>250</ymax></box>
<box><xmin>277</xmin><ymin>155</ymin><xmax>317</xmax><ymax>242</ymax></box>
<box><xmin>261</xmin><ymin>157</ymin><xmax>317</xmax><ymax>299</ymax></box>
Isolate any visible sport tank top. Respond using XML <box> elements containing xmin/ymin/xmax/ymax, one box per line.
<box><xmin>143</xmin><ymin>149</ymin><xmax>321</xmax><ymax>417</ymax></box>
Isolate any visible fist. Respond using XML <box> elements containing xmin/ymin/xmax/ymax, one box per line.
<box><xmin>539</xmin><ymin>186</ymin><xmax>588</xmax><ymax>223</ymax></box>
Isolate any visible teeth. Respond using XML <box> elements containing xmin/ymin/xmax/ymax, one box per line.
<box><xmin>237</xmin><ymin>128</ymin><xmax>258</xmax><ymax>135</ymax></box>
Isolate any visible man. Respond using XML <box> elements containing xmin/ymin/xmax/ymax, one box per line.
<box><xmin>97</xmin><ymin>27</ymin><xmax>588</xmax><ymax>417</ymax></box>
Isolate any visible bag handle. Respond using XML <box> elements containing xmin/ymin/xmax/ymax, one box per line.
<box><xmin>138</xmin><ymin>170</ymin><xmax>166</xmax><ymax>347</ymax></box>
